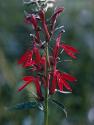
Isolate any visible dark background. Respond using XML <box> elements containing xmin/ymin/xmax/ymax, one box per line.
<box><xmin>0</xmin><ymin>0</ymin><xmax>94</xmax><ymax>125</ymax></box>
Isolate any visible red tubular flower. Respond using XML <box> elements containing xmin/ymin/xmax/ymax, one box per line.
<box><xmin>33</xmin><ymin>47</ymin><xmax>41</xmax><ymax>63</ymax></box>
<box><xmin>50</xmin><ymin>7</ymin><xmax>64</xmax><ymax>32</ymax></box>
<box><xmin>18</xmin><ymin>5</ymin><xmax>79</xmax><ymax>103</ymax></box>
<box><xmin>18</xmin><ymin>46</ymin><xmax>41</xmax><ymax>68</ymax></box>
<box><xmin>18</xmin><ymin>76</ymin><xmax>43</xmax><ymax>100</ymax></box>
<box><xmin>50</xmin><ymin>70</ymin><xmax>76</xmax><ymax>94</ymax></box>
<box><xmin>18</xmin><ymin>76</ymin><xmax>33</xmax><ymax>91</ymax></box>
<box><xmin>61</xmin><ymin>43</ymin><xmax>79</xmax><ymax>59</ymax></box>
<box><xmin>33</xmin><ymin>78</ymin><xmax>43</xmax><ymax>99</ymax></box>
<box><xmin>18</xmin><ymin>50</ymin><xmax>34</xmax><ymax>67</ymax></box>
<box><xmin>56</xmin><ymin>72</ymin><xmax>63</xmax><ymax>91</ymax></box>
<box><xmin>52</xmin><ymin>31</ymin><xmax>63</xmax><ymax>72</ymax></box>
<box><xmin>50</xmin><ymin>71</ymin><xmax>57</xmax><ymax>94</ymax></box>
<box><xmin>51</xmin><ymin>7</ymin><xmax>64</xmax><ymax>22</ymax></box>
<box><xmin>25</xmin><ymin>14</ymin><xmax>40</xmax><ymax>43</ymax></box>
<box><xmin>25</xmin><ymin>14</ymin><xmax>38</xmax><ymax>30</ymax></box>
<box><xmin>42</xmin><ymin>77</ymin><xmax>47</xmax><ymax>88</ymax></box>
<box><xmin>53</xmin><ymin>32</ymin><xmax>62</xmax><ymax>60</ymax></box>
<box><xmin>62</xmin><ymin>72</ymin><xmax>77</xmax><ymax>82</ymax></box>
<box><xmin>39</xmin><ymin>10</ymin><xmax>50</xmax><ymax>41</ymax></box>
<box><xmin>40</xmin><ymin>55</ymin><xmax>46</xmax><ymax>67</ymax></box>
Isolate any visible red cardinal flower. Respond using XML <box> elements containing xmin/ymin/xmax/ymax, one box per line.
<box><xmin>52</xmin><ymin>31</ymin><xmax>79</xmax><ymax>60</ymax></box>
<box><xmin>50</xmin><ymin>7</ymin><xmax>64</xmax><ymax>32</ymax></box>
<box><xmin>51</xmin><ymin>7</ymin><xmax>64</xmax><ymax>23</ymax></box>
<box><xmin>50</xmin><ymin>70</ymin><xmax>57</xmax><ymax>94</ymax></box>
<box><xmin>52</xmin><ymin>32</ymin><xmax>62</xmax><ymax>72</ymax></box>
<box><xmin>25</xmin><ymin>14</ymin><xmax>40</xmax><ymax>43</ymax></box>
<box><xmin>18</xmin><ymin>76</ymin><xmax>43</xmax><ymax>100</ymax></box>
<box><xmin>18</xmin><ymin>76</ymin><xmax>33</xmax><ymax>91</ymax></box>
<box><xmin>39</xmin><ymin>10</ymin><xmax>50</xmax><ymax>41</ymax></box>
<box><xmin>18</xmin><ymin>46</ymin><xmax>41</xmax><ymax>67</ymax></box>
<box><xmin>53</xmin><ymin>32</ymin><xmax>62</xmax><ymax>61</ymax></box>
<box><xmin>62</xmin><ymin>72</ymin><xmax>77</xmax><ymax>82</ymax></box>
<box><xmin>50</xmin><ymin>70</ymin><xmax>77</xmax><ymax>94</ymax></box>
<box><xmin>18</xmin><ymin>50</ymin><xmax>34</xmax><ymax>67</ymax></box>
<box><xmin>61</xmin><ymin>43</ymin><xmax>79</xmax><ymax>59</ymax></box>
<box><xmin>18</xmin><ymin>5</ymin><xmax>79</xmax><ymax>104</ymax></box>
<box><xmin>33</xmin><ymin>47</ymin><xmax>41</xmax><ymax>63</ymax></box>
<box><xmin>25</xmin><ymin>14</ymin><xmax>38</xmax><ymax>29</ymax></box>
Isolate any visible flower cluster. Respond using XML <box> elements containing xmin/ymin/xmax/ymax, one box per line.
<box><xmin>18</xmin><ymin>4</ymin><xmax>79</xmax><ymax>101</ymax></box>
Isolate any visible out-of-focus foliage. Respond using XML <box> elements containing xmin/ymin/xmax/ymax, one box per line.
<box><xmin>0</xmin><ymin>0</ymin><xmax>94</xmax><ymax>125</ymax></box>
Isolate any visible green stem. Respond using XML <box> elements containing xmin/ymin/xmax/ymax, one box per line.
<box><xmin>44</xmin><ymin>42</ymin><xmax>49</xmax><ymax>125</ymax></box>
<box><xmin>44</xmin><ymin>82</ymin><xmax>48</xmax><ymax>125</ymax></box>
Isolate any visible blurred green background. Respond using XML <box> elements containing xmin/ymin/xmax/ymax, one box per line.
<box><xmin>0</xmin><ymin>0</ymin><xmax>94</xmax><ymax>125</ymax></box>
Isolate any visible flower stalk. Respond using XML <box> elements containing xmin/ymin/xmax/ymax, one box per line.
<box><xmin>17</xmin><ymin>1</ymin><xmax>79</xmax><ymax>125</ymax></box>
<box><xmin>44</xmin><ymin>42</ymin><xmax>49</xmax><ymax>125</ymax></box>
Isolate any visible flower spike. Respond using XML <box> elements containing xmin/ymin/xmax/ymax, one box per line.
<box><xmin>18</xmin><ymin>2</ymin><xmax>79</xmax><ymax>114</ymax></box>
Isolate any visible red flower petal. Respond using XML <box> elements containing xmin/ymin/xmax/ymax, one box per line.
<box><xmin>40</xmin><ymin>56</ymin><xmax>46</xmax><ymax>65</ymax></box>
<box><xmin>52</xmin><ymin>7</ymin><xmax>64</xmax><ymax>22</ymax></box>
<box><xmin>24</xmin><ymin>60</ymin><xmax>35</xmax><ymax>67</ymax></box>
<box><xmin>39</xmin><ymin>10</ymin><xmax>45</xmax><ymax>23</ymax></box>
<box><xmin>61</xmin><ymin>44</ymin><xmax>78</xmax><ymax>59</ymax></box>
<box><xmin>62</xmin><ymin>43</ymin><xmax>79</xmax><ymax>53</ymax></box>
<box><xmin>65</xmin><ymin>50</ymin><xmax>77</xmax><ymax>59</ymax></box>
<box><xmin>53</xmin><ymin>32</ymin><xmax>62</xmax><ymax>59</ymax></box>
<box><xmin>51</xmin><ymin>7</ymin><xmax>64</xmax><ymax>30</ymax></box>
<box><xmin>39</xmin><ymin>10</ymin><xmax>50</xmax><ymax>41</ymax></box>
<box><xmin>25</xmin><ymin>15</ymin><xmax>40</xmax><ymax>43</ymax></box>
<box><xmin>42</xmin><ymin>77</ymin><xmax>47</xmax><ymax>88</ymax></box>
<box><xmin>33</xmin><ymin>78</ymin><xmax>43</xmax><ymax>98</ymax></box>
<box><xmin>31</xmin><ymin>14</ymin><xmax>38</xmax><ymax>29</ymax></box>
<box><xmin>18</xmin><ymin>76</ymin><xmax>33</xmax><ymax>91</ymax></box>
<box><xmin>62</xmin><ymin>72</ymin><xmax>77</xmax><ymax>82</ymax></box>
<box><xmin>23</xmin><ymin>51</ymin><xmax>34</xmax><ymax>67</ymax></box>
<box><xmin>40</xmin><ymin>56</ymin><xmax>46</xmax><ymax>72</ymax></box>
<box><xmin>50</xmin><ymin>72</ymin><xmax>57</xmax><ymax>94</ymax></box>
<box><xmin>33</xmin><ymin>47</ymin><xmax>41</xmax><ymax>63</ymax></box>
<box><xmin>57</xmin><ymin>72</ymin><xmax>63</xmax><ymax>91</ymax></box>
<box><xmin>23</xmin><ymin>76</ymin><xmax>33</xmax><ymax>82</ymax></box>
<box><xmin>18</xmin><ymin>82</ymin><xmax>30</xmax><ymax>92</ymax></box>
<box><xmin>35</xmin><ymin>31</ymin><xmax>40</xmax><ymax>43</ymax></box>
<box><xmin>25</xmin><ymin>14</ymin><xmax>38</xmax><ymax>29</ymax></box>
<box><xmin>62</xmin><ymin>79</ymin><xmax>72</xmax><ymax>91</ymax></box>
<box><xmin>18</xmin><ymin>50</ymin><xmax>33</xmax><ymax>65</ymax></box>
<box><xmin>43</xmin><ymin>23</ymin><xmax>50</xmax><ymax>41</ymax></box>
<box><xmin>18</xmin><ymin>76</ymin><xmax>43</xmax><ymax>100</ymax></box>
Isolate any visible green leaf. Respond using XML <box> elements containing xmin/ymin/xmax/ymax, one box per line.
<box><xmin>8</xmin><ymin>101</ymin><xmax>38</xmax><ymax>111</ymax></box>
<box><xmin>51</xmin><ymin>99</ymin><xmax>67</xmax><ymax>117</ymax></box>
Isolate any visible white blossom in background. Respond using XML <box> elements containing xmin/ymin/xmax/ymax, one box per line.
<box><xmin>23</xmin><ymin>0</ymin><xmax>56</xmax><ymax>11</ymax></box>
<box><xmin>44</xmin><ymin>0</ymin><xmax>56</xmax><ymax>11</ymax></box>
<box><xmin>88</xmin><ymin>107</ymin><xmax>94</xmax><ymax>123</ymax></box>
<box><xmin>23</xmin><ymin>0</ymin><xmax>55</xmax><ymax>4</ymax></box>
<box><xmin>23</xmin><ymin>0</ymin><xmax>45</xmax><ymax>4</ymax></box>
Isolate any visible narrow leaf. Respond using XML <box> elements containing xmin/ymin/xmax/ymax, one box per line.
<box><xmin>8</xmin><ymin>101</ymin><xmax>38</xmax><ymax>111</ymax></box>
<box><xmin>52</xmin><ymin>99</ymin><xmax>67</xmax><ymax>117</ymax></box>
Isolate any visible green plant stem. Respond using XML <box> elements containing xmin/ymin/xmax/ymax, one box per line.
<box><xmin>44</xmin><ymin>80</ymin><xmax>48</xmax><ymax>125</ymax></box>
<box><xmin>44</xmin><ymin>42</ymin><xmax>49</xmax><ymax>125</ymax></box>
